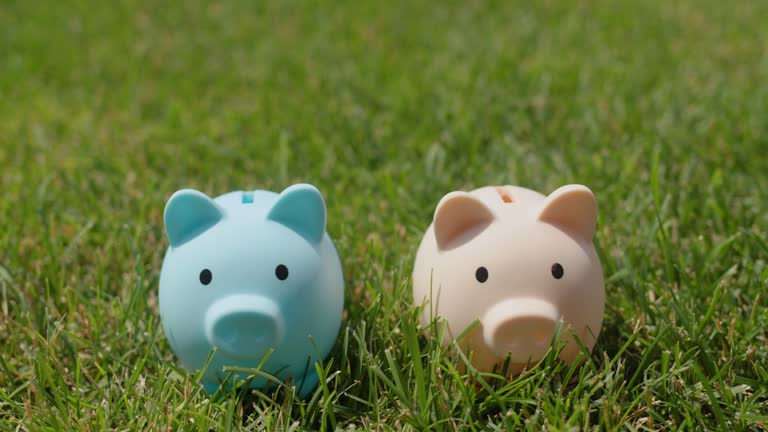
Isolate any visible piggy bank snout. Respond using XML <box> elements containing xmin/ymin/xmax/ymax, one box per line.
<box><xmin>481</xmin><ymin>298</ymin><xmax>561</xmax><ymax>362</ymax></box>
<box><xmin>204</xmin><ymin>295</ymin><xmax>285</xmax><ymax>359</ymax></box>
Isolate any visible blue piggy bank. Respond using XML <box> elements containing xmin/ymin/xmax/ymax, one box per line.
<box><xmin>159</xmin><ymin>184</ymin><xmax>344</xmax><ymax>397</ymax></box>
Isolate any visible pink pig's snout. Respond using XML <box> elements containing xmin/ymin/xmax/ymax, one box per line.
<box><xmin>204</xmin><ymin>295</ymin><xmax>285</xmax><ymax>359</ymax></box>
<box><xmin>481</xmin><ymin>298</ymin><xmax>561</xmax><ymax>362</ymax></box>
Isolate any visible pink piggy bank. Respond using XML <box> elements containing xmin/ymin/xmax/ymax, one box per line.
<box><xmin>412</xmin><ymin>184</ymin><xmax>605</xmax><ymax>374</ymax></box>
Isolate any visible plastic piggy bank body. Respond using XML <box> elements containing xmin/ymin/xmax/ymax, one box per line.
<box><xmin>159</xmin><ymin>184</ymin><xmax>344</xmax><ymax>396</ymax></box>
<box><xmin>412</xmin><ymin>185</ymin><xmax>604</xmax><ymax>374</ymax></box>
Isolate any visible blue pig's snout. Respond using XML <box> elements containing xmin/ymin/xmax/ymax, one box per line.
<box><xmin>204</xmin><ymin>295</ymin><xmax>285</xmax><ymax>359</ymax></box>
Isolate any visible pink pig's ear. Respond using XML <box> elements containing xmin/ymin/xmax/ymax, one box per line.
<box><xmin>433</xmin><ymin>192</ymin><xmax>496</xmax><ymax>251</ymax></box>
<box><xmin>538</xmin><ymin>184</ymin><xmax>598</xmax><ymax>241</ymax></box>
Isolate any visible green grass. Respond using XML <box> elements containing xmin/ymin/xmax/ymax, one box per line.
<box><xmin>1</xmin><ymin>0</ymin><xmax>767</xmax><ymax>429</ymax></box>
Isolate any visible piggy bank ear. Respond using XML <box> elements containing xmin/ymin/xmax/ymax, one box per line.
<box><xmin>433</xmin><ymin>192</ymin><xmax>495</xmax><ymax>251</ymax></box>
<box><xmin>538</xmin><ymin>184</ymin><xmax>597</xmax><ymax>241</ymax></box>
<box><xmin>164</xmin><ymin>189</ymin><xmax>224</xmax><ymax>247</ymax></box>
<box><xmin>267</xmin><ymin>184</ymin><xmax>326</xmax><ymax>245</ymax></box>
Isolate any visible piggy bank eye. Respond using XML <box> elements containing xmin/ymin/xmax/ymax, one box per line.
<box><xmin>275</xmin><ymin>264</ymin><xmax>289</xmax><ymax>281</ymax></box>
<box><xmin>199</xmin><ymin>269</ymin><xmax>213</xmax><ymax>285</ymax></box>
<box><xmin>475</xmin><ymin>266</ymin><xmax>489</xmax><ymax>283</ymax></box>
<box><xmin>551</xmin><ymin>263</ymin><xmax>564</xmax><ymax>279</ymax></box>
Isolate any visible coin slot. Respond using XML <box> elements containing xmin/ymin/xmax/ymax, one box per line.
<box><xmin>496</xmin><ymin>187</ymin><xmax>513</xmax><ymax>203</ymax></box>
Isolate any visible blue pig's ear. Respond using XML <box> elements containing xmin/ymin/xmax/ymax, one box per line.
<box><xmin>267</xmin><ymin>184</ymin><xmax>326</xmax><ymax>245</ymax></box>
<box><xmin>164</xmin><ymin>189</ymin><xmax>224</xmax><ymax>247</ymax></box>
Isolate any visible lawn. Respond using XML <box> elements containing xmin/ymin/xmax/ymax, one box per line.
<box><xmin>1</xmin><ymin>0</ymin><xmax>767</xmax><ymax>430</ymax></box>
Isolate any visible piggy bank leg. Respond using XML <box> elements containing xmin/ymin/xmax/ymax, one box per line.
<box><xmin>295</xmin><ymin>369</ymin><xmax>320</xmax><ymax>398</ymax></box>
